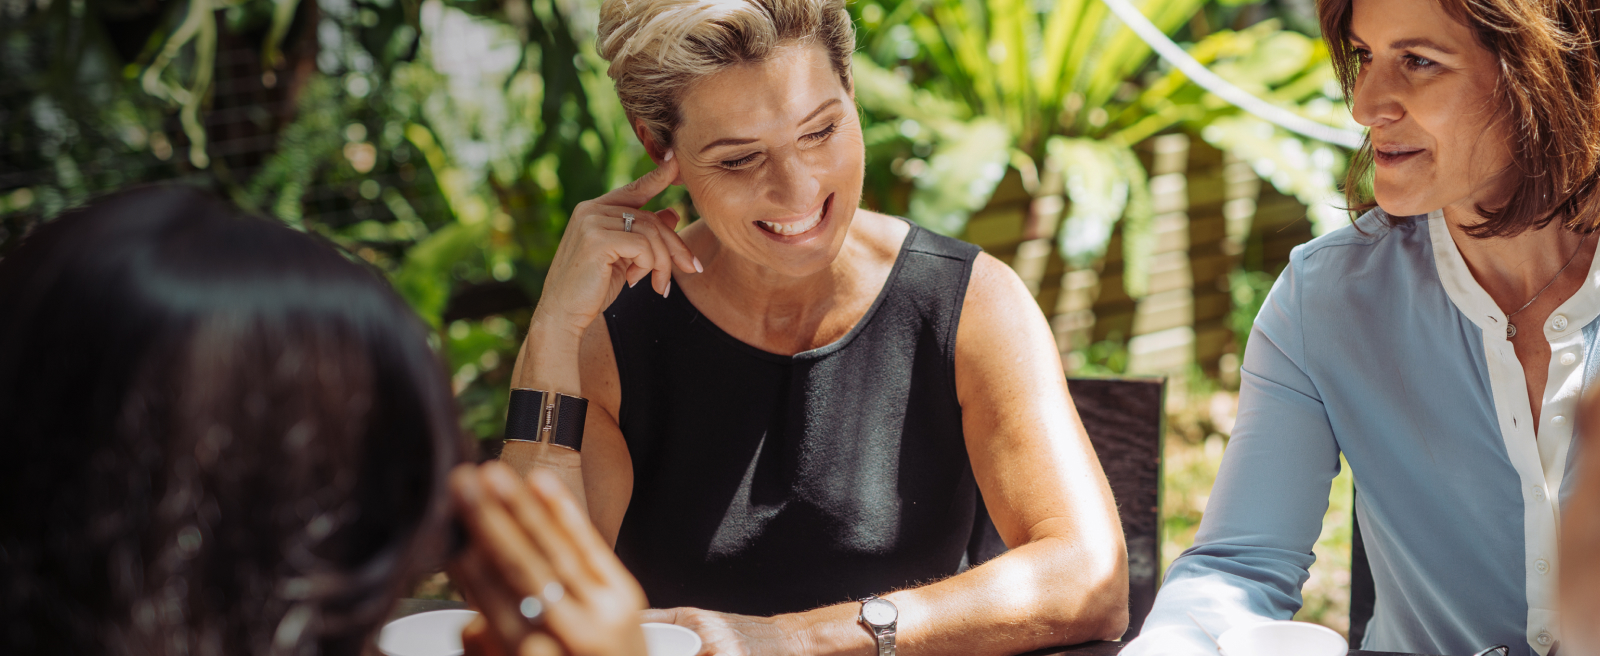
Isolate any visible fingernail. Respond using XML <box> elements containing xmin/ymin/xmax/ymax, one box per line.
<box><xmin>629</xmin><ymin>277</ymin><xmax>639</xmax><ymax>288</ymax></box>
<box><xmin>663</xmin><ymin>280</ymin><xmax>671</xmax><ymax>298</ymax></box>
<box><xmin>663</xmin><ymin>149</ymin><xmax>674</xmax><ymax>162</ymax></box>
<box><xmin>693</xmin><ymin>256</ymin><xmax>704</xmax><ymax>273</ymax></box>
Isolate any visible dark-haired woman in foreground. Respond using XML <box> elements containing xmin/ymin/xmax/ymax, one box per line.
<box><xmin>1126</xmin><ymin>0</ymin><xmax>1600</xmax><ymax>654</ymax></box>
<box><xmin>0</xmin><ymin>186</ymin><xmax>646</xmax><ymax>656</ymax></box>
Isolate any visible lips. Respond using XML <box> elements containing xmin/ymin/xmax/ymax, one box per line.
<box><xmin>755</xmin><ymin>194</ymin><xmax>832</xmax><ymax>239</ymax></box>
<box><xmin>1374</xmin><ymin>144</ymin><xmax>1424</xmax><ymax>166</ymax></box>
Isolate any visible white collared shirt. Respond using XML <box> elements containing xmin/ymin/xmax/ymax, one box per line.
<box><xmin>1125</xmin><ymin>210</ymin><xmax>1591</xmax><ymax>656</ymax></box>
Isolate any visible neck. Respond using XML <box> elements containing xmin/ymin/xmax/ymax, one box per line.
<box><xmin>1444</xmin><ymin>204</ymin><xmax>1590</xmax><ymax>313</ymax></box>
<box><xmin>688</xmin><ymin>222</ymin><xmax>870</xmax><ymax>326</ymax></box>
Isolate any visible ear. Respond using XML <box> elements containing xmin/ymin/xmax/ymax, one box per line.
<box><xmin>633</xmin><ymin>120</ymin><xmax>684</xmax><ymax>185</ymax></box>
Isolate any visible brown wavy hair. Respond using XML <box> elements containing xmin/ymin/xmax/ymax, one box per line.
<box><xmin>1319</xmin><ymin>0</ymin><xmax>1600</xmax><ymax>237</ymax></box>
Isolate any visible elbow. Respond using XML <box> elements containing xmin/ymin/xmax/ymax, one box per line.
<box><xmin>1086</xmin><ymin>546</ymin><xmax>1130</xmax><ymax>641</ymax></box>
<box><xmin>1056</xmin><ymin>535</ymin><xmax>1129</xmax><ymax>642</ymax></box>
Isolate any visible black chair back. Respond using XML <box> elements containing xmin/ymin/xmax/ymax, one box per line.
<box><xmin>967</xmin><ymin>377</ymin><xmax>1166</xmax><ymax>641</ymax></box>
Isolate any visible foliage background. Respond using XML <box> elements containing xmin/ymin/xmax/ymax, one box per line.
<box><xmin>0</xmin><ymin>0</ymin><xmax>1358</xmax><ymax>635</ymax></box>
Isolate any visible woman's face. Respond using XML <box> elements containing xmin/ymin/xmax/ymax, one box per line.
<box><xmin>1349</xmin><ymin>0</ymin><xmax>1512</xmax><ymax>218</ymax></box>
<box><xmin>666</xmin><ymin>43</ymin><xmax>864</xmax><ymax>279</ymax></box>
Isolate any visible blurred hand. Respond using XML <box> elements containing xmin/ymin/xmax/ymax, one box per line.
<box><xmin>533</xmin><ymin>154</ymin><xmax>698</xmax><ymax>340</ymax></box>
<box><xmin>450</xmin><ymin>462</ymin><xmax>649</xmax><ymax>656</ymax></box>
<box><xmin>641</xmin><ymin>607</ymin><xmax>799</xmax><ymax>656</ymax></box>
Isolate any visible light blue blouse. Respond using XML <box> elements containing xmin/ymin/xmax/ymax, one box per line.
<box><xmin>1123</xmin><ymin>210</ymin><xmax>1590</xmax><ymax>656</ymax></box>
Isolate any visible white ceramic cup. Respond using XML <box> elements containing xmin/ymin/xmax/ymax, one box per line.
<box><xmin>1216</xmin><ymin>620</ymin><xmax>1347</xmax><ymax>656</ymax></box>
<box><xmin>376</xmin><ymin>611</ymin><xmax>703</xmax><ymax>656</ymax></box>
<box><xmin>377</xmin><ymin>609</ymin><xmax>479</xmax><ymax>656</ymax></box>
<box><xmin>642</xmin><ymin>622</ymin><xmax>703</xmax><ymax>656</ymax></box>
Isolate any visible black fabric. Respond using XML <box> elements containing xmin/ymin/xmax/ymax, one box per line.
<box><xmin>605</xmin><ymin>222</ymin><xmax>982</xmax><ymax>616</ymax></box>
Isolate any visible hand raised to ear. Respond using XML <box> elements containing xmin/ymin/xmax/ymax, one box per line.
<box><xmin>533</xmin><ymin>155</ymin><xmax>701</xmax><ymax>341</ymax></box>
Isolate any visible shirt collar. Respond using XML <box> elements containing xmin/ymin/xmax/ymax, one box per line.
<box><xmin>1428</xmin><ymin>210</ymin><xmax>1600</xmax><ymax>337</ymax></box>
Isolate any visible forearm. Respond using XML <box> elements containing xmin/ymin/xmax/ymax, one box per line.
<box><xmin>501</xmin><ymin>316</ymin><xmax>586</xmax><ymax>501</ymax></box>
<box><xmin>786</xmin><ymin>535</ymin><xmax>1127</xmax><ymax>656</ymax></box>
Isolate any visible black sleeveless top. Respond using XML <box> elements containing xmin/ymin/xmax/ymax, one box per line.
<box><xmin>604</xmin><ymin>222</ymin><xmax>983</xmax><ymax>616</ymax></box>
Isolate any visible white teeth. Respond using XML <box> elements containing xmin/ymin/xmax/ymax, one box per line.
<box><xmin>758</xmin><ymin>208</ymin><xmax>823</xmax><ymax>236</ymax></box>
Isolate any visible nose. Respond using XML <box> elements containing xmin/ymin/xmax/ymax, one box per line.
<box><xmin>764</xmin><ymin>148</ymin><xmax>822</xmax><ymax>214</ymax></box>
<box><xmin>1351</xmin><ymin>62</ymin><xmax>1404</xmax><ymax>129</ymax></box>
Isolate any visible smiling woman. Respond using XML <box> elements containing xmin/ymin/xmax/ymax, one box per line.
<box><xmin>1121</xmin><ymin>0</ymin><xmax>1600</xmax><ymax>655</ymax></box>
<box><xmin>460</xmin><ymin>0</ymin><xmax>1132</xmax><ymax>655</ymax></box>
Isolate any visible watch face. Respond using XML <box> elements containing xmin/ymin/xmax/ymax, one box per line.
<box><xmin>862</xmin><ymin>598</ymin><xmax>897</xmax><ymax>627</ymax></box>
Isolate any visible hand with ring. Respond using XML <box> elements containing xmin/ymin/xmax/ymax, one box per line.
<box><xmin>448</xmin><ymin>462</ymin><xmax>649</xmax><ymax>656</ymax></box>
<box><xmin>531</xmin><ymin>152</ymin><xmax>701</xmax><ymax>343</ymax></box>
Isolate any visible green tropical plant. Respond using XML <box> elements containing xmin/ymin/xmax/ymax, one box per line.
<box><xmin>0</xmin><ymin>0</ymin><xmax>665</xmax><ymax>441</ymax></box>
<box><xmin>851</xmin><ymin>0</ymin><xmax>1353</xmax><ymax>296</ymax></box>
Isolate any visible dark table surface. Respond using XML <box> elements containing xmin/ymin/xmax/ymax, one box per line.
<box><xmin>391</xmin><ymin>600</ymin><xmax>1433</xmax><ymax>656</ymax></box>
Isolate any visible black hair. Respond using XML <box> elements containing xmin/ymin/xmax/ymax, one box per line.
<box><xmin>0</xmin><ymin>185</ymin><xmax>465</xmax><ymax>655</ymax></box>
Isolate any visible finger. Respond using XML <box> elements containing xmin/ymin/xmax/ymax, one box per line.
<box><xmin>514</xmin><ymin>631</ymin><xmax>565</xmax><ymax>656</ymax></box>
<box><xmin>462</xmin><ymin>616</ymin><xmax>511</xmax><ymax>656</ymax></box>
<box><xmin>451</xmin><ymin>549</ymin><xmax>533</xmax><ymax>650</ymax></box>
<box><xmin>640</xmin><ymin>608</ymin><xmax>681</xmax><ymax>625</ymax></box>
<box><xmin>483</xmin><ymin>463</ymin><xmax>606</xmax><ymax>591</ymax></box>
<box><xmin>655</xmin><ymin>207</ymin><xmax>703</xmax><ymax>274</ymax></box>
<box><xmin>529</xmin><ymin>469</ymin><xmax>640</xmax><ymax>589</ymax></box>
<box><xmin>597</xmin><ymin>156</ymin><xmax>680</xmax><ymax>209</ymax></box>
<box><xmin>593</xmin><ymin>207</ymin><xmax>697</xmax><ymax>275</ymax></box>
<box><xmin>642</xmin><ymin>222</ymin><xmax>673</xmax><ymax>296</ymax></box>
<box><xmin>450</xmin><ymin>467</ymin><xmax>564</xmax><ymax>602</ymax></box>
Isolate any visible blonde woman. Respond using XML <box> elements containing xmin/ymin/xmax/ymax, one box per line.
<box><xmin>463</xmin><ymin>0</ymin><xmax>1129</xmax><ymax>654</ymax></box>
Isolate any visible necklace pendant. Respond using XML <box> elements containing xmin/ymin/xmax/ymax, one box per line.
<box><xmin>1507</xmin><ymin>322</ymin><xmax>1518</xmax><ymax>340</ymax></box>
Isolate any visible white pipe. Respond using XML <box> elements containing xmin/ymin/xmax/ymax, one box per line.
<box><xmin>1098</xmin><ymin>0</ymin><xmax>1367</xmax><ymax>150</ymax></box>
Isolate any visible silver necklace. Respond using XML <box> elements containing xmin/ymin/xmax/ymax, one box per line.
<box><xmin>1505</xmin><ymin>231</ymin><xmax>1591</xmax><ymax>340</ymax></box>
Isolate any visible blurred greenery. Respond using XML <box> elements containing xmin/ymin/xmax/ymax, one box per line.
<box><xmin>1</xmin><ymin>0</ymin><xmax>1356</xmax><ymax>631</ymax></box>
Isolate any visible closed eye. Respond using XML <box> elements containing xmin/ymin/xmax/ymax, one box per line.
<box><xmin>721</xmin><ymin>153</ymin><xmax>760</xmax><ymax>169</ymax></box>
<box><xmin>803</xmin><ymin>123</ymin><xmax>837</xmax><ymax>144</ymax></box>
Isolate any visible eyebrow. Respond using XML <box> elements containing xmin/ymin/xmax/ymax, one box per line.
<box><xmin>1351</xmin><ymin>31</ymin><xmax>1459</xmax><ymax>55</ymax></box>
<box><xmin>697</xmin><ymin>99</ymin><xmax>843</xmax><ymax>154</ymax></box>
<box><xmin>1390</xmin><ymin>38</ymin><xmax>1459</xmax><ymax>55</ymax></box>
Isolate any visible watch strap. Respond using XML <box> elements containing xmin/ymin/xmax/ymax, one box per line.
<box><xmin>874</xmin><ymin>627</ymin><xmax>896</xmax><ymax>656</ymax></box>
<box><xmin>505</xmin><ymin>389</ymin><xmax>586</xmax><ymax>451</ymax></box>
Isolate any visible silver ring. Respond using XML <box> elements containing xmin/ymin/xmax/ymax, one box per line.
<box><xmin>518</xmin><ymin>595</ymin><xmax>546</xmax><ymax>624</ymax></box>
<box><xmin>622</xmin><ymin>213</ymin><xmax>635</xmax><ymax>232</ymax></box>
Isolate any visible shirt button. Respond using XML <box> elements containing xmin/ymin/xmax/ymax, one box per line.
<box><xmin>1552</xmin><ymin>315</ymin><xmax>1569</xmax><ymax>331</ymax></box>
<box><xmin>1536</xmin><ymin>558</ymin><xmax>1550</xmax><ymax>574</ymax></box>
<box><xmin>1553</xmin><ymin>415</ymin><xmax>1568</xmax><ymax>425</ymax></box>
<box><xmin>1561</xmin><ymin>352</ymin><xmax>1577</xmax><ymax>366</ymax></box>
<box><xmin>1534</xmin><ymin>486</ymin><xmax>1547</xmax><ymax>500</ymax></box>
<box><xmin>1538</xmin><ymin>630</ymin><xmax>1553</xmax><ymax>645</ymax></box>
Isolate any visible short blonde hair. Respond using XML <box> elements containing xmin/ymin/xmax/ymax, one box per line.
<box><xmin>597</xmin><ymin>0</ymin><xmax>855</xmax><ymax>150</ymax></box>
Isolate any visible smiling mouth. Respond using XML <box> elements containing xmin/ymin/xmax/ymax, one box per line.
<box><xmin>755</xmin><ymin>195</ymin><xmax>832</xmax><ymax>237</ymax></box>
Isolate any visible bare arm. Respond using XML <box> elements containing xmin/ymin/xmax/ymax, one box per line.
<box><xmin>500</xmin><ymin>157</ymin><xmax>689</xmax><ymax>543</ymax></box>
<box><xmin>650</xmin><ymin>253</ymin><xmax>1128</xmax><ymax>656</ymax></box>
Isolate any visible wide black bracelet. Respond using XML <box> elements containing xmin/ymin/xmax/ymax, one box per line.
<box><xmin>504</xmin><ymin>389</ymin><xmax>586</xmax><ymax>452</ymax></box>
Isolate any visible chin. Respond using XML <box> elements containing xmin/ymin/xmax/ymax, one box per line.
<box><xmin>1372</xmin><ymin>181</ymin><xmax>1436</xmax><ymax>219</ymax></box>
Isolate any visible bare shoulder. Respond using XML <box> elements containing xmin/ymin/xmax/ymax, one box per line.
<box><xmin>961</xmin><ymin>251</ymin><xmax>1047</xmax><ymax>333</ymax></box>
<box><xmin>954</xmin><ymin>251</ymin><xmax>1062</xmax><ymax>388</ymax></box>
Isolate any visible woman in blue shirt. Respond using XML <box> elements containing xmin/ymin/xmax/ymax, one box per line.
<box><xmin>1126</xmin><ymin>0</ymin><xmax>1600</xmax><ymax>654</ymax></box>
